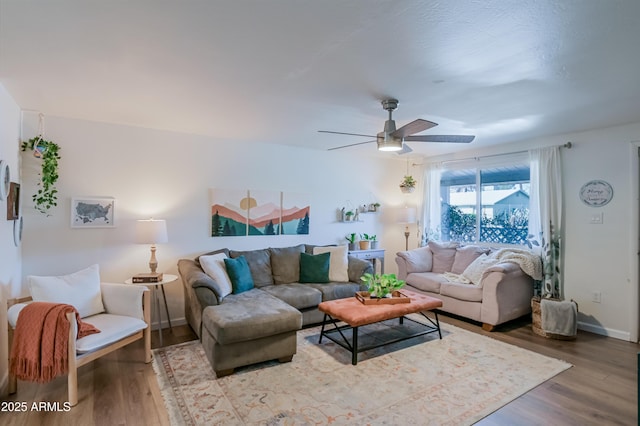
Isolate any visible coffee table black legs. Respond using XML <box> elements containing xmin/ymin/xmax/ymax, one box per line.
<box><xmin>318</xmin><ymin>312</ymin><xmax>441</xmax><ymax>365</ymax></box>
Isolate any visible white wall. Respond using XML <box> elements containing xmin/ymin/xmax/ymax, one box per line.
<box><xmin>0</xmin><ymin>84</ymin><xmax>22</xmax><ymax>396</ymax></box>
<box><xmin>425</xmin><ymin>121</ymin><xmax>640</xmax><ymax>341</ymax></box>
<box><xmin>19</xmin><ymin>114</ymin><xmax>415</xmax><ymax>327</ymax></box>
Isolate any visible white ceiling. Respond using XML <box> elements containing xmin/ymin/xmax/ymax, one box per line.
<box><xmin>2</xmin><ymin>1</ymin><xmax>640</xmax><ymax>158</ymax></box>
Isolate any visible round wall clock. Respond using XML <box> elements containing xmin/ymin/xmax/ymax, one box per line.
<box><xmin>14</xmin><ymin>216</ymin><xmax>23</xmax><ymax>247</ymax></box>
<box><xmin>580</xmin><ymin>180</ymin><xmax>613</xmax><ymax>207</ymax></box>
<box><xmin>0</xmin><ymin>160</ymin><xmax>9</xmax><ymax>201</ymax></box>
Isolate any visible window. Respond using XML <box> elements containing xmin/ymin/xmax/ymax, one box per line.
<box><xmin>438</xmin><ymin>157</ymin><xmax>530</xmax><ymax>246</ymax></box>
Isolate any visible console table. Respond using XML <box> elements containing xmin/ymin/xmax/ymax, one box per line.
<box><xmin>348</xmin><ymin>248</ymin><xmax>385</xmax><ymax>274</ymax></box>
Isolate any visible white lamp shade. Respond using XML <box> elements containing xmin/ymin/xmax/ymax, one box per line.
<box><xmin>396</xmin><ymin>206</ymin><xmax>417</xmax><ymax>224</ymax></box>
<box><xmin>136</xmin><ymin>219</ymin><xmax>168</xmax><ymax>244</ymax></box>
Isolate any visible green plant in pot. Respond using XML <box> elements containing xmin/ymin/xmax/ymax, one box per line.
<box><xmin>345</xmin><ymin>233</ymin><xmax>357</xmax><ymax>250</ymax></box>
<box><xmin>344</xmin><ymin>210</ymin><xmax>354</xmax><ymax>221</ymax></box>
<box><xmin>400</xmin><ymin>175</ymin><xmax>416</xmax><ymax>193</ymax></box>
<box><xmin>21</xmin><ymin>136</ymin><xmax>61</xmax><ymax>215</ymax></box>
<box><xmin>369</xmin><ymin>234</ymin><xmax>379</xmax><ymax>249</ymax></box>
<box><xmin>361</xmin><ymin>273</ymin><xmax>405</xmax><ymax>298</ymax></box>
<box><xmin>359</xmin><ymin>233</ymin><xmax>372</xmax><ymax>250</ymax></box>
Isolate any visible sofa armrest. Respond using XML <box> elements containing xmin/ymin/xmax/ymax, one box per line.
<box><xmin>348</xmin><ymin>256</ymin><xmax>373</xmax><ymax>283</ymax></box>
<box><xmin>481</xmin><ymin>262</ymin><xmax>534</xmax><ymax>326</ymax></box>
<box><xmin>395</xmin><ymin>246</ymin><xmax>433</xmax><ymax>280</ymax></box>
<box><xmin>178</xmin><ymin>259</ymin><xmax>221</xmax><ymax>307</ymax></box>
<box><xmin>101</xmin><ymin>283</ymin><xmax>149</xmax><ymax>320</ymax></box>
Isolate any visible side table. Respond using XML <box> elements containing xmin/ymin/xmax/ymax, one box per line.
<box><xmin>125</xmin><ymin>273</ymin><xmax>178</xmax><ymax>346</ymax></box>
<box><xmin>348</xmin><ymin>248</ymin><xmax>385</xmax><ymax>274</ymax></box>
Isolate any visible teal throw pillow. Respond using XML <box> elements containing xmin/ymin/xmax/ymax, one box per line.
<box><xmin>224</xmin><ymin>256</ymin><xmax>255</xmax><ymax>294</ymax></box>
<box><xmin>299</xmin><ymin>252</ymin><xmax>331</xmax><ymax>283</ymax></box>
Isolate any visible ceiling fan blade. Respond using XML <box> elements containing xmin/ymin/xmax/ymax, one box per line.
<box><xmin>327</xmin><ymin>140</ymin><xmax>376</xmax><ymax>151</ymax></box>
<box><xmin>390</xmin><ymin>119</ymin><xmax>438</xmax><ymax>138</ymax></box>
<box><xmin>318</xmin><ymin>130</ymin><xmax>377</xmax><ymax>138</ymax></box>
<box><xmin>396</xmin><ymin>144</ymin><xmax>413</xmax><ymax>155</ymax></box>
<box><xmin>404</xmin><ymin>135</ymin><xmax>475</xmax><ymax>143</ymax></box>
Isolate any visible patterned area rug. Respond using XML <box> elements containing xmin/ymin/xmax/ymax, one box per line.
<box><xmin>152</xmin><ymin>317</ymin><xmax>571</xmax><ymax>425</ymax></box>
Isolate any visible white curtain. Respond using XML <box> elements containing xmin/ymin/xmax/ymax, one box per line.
<box><xmin>529</xmin><ymin>146</ymin><xmax>563</xmax><ymax>298</ymax></box>
<box><xmin>420</xmin><ymin>163</ymin><xmax>442</xmax><ymax>245</ymax></box>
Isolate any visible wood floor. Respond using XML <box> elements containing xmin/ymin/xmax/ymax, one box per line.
<box><xmin>1</xmin><ymin>315</ymin><xmax>637</xmax><ymax>425</ymax></box>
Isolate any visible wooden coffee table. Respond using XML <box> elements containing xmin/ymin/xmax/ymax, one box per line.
<box><xmin>318</xmin><ymin>289</ymin><xmax>443</xmax><ymax>365</ymax></box>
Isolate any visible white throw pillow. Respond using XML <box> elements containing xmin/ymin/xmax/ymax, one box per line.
<box><xmin>28</xmin><ymin>264</ymin><xmax>105</xmax><ymax>318</ymax></box>
<box><xmin>313</xmin><ymin>245</ymin><xmax>349</xmax><ymax>282</ymax></box>
<box><xmin>199</xmin><ymin>253</ymin><xmax>233</xmax><ymax>298</ymax></box>
<box><xmin>461</xmin><ymin>254</ymin><xmax>499</xmax><ymax>285</ymax></box>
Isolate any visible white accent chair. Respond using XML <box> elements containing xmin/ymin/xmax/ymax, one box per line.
<box><xmin>7</xmin><ymin>283</ymin><xmax>151</xmax><ymax>406</ymax></box>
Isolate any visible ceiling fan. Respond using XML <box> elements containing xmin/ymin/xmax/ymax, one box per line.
<box><xmin>319</xmin><ymin>99</ymin><xmax>475</xmax><ymax>154</ymax></box>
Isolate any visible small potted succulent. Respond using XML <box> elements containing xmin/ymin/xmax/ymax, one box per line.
<box><xmin>369</xmin><ymin>234</ymin><xmax>379</xmax><ymax>249</ymax></box>
<box><xmin>345</xmin><ymin>233</ymin><xmax>357</xmax><ymax>250</ymax></box>
<box><xmin>368</xmin><ymin>202</ymin><xmax>381</xmax><ymax>212</ymax></box>
<box><xmin>344</xmin><ymin>210</ymin><xmax>355</xmax><ymax>221</ymax></box>
<box><xmin>359</xmin><ymin>233</ymin><xmax>372</xmax><ymax>250</ymax></box>
<box><xmin>400</xmin><ymin>175</ymin><xmax>416</xmax><ymax>193</ymax></box>
<box><xmin>361</xmin><ymin>273</ymin><xmax>405</xmax><ymax>298</ymax></box>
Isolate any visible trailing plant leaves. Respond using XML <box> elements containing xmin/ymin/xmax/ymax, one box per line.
<box><xmin>21</xmin><ymin>136</ymin><xmax>61</xmax><ymax>215</ymax></box>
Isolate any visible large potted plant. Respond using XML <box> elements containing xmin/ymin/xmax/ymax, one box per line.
<box><xmin>21</xmin><ymin>136</ymin><xmax>61</xmax><ymax>215</ymax></box>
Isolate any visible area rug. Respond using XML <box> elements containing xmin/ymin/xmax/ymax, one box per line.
<box><xmin>152</xmin><ymin>318</ymin><xmax>571</xmax><ymax>425</ymax></box>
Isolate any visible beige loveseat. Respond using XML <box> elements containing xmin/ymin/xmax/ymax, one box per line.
<box><xmin>395</xmin><ymin>242</ymin><xmax>540</xmax><ymax>331</ymax></box>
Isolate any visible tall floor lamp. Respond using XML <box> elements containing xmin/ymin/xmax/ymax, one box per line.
<box><xmin>136</xmin><ymin>218</ymin><xmax>169</xmax><ymax>273</ymax></box>
<box><xmin>397</xmin><ymin>206</ymin><xmax>417</xmax><ymax>250</ymax></box>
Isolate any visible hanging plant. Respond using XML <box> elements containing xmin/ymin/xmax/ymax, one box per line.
<box><xmin>400</xmin><ymin>175</ymin><xmax>416</xmax><ymax>193</ymax></box>
<box><xmin>21</xmin><ymin>136</ymin><xmax>61</xmax><ymax>215</ymax></box>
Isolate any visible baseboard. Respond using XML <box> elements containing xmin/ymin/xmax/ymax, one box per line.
<box><xmin>578</xmin><ymin>321</ymin><xmax>631</xmax><ymax>341</ymax></box>
<box><xmin>0</xmin><ymin>371</ymin><xmax>7</xmax><ymax>399</ymax></box>
<box><xmin>150</xmin><ymin>316</ymin><xmax>187</xmax><ymax>331</ymax></box>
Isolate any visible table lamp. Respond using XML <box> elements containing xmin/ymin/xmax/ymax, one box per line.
<box><xmin>136</xmin><ymin>218</ymin><xmax>168</xmax><ymax>273</ymax></box>
<box><xmin>396</xmin><ymin>206</ymin><xmax>417</xmax><ymax>251</ymax></box>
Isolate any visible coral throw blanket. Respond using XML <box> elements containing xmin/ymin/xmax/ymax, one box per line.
<box><xmin>10</xmin><ymin>302</ymin><xmax>100</xmax><ymax>383</ymax></box>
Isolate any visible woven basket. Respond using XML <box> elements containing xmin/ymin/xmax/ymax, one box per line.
<box><xmin>531</xmin><ymin>296</ymin><xmax>578</xmax><ymax>340</ymax></box>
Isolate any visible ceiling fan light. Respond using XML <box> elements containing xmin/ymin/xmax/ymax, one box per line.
<box><xmin>377</xmin><ymin>138</ymin><xmax>403</xmax><ymax>151</ymax></box>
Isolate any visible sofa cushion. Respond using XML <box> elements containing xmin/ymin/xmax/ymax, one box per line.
<box><xmin>451</xmin><ymin>246</ymin><xmax>491</xmax><ymax>274</ymax></box>
<box><xmin>396</xmin><ymin>246</ymin><xmax>433</xmax><ymax>273</ymax></box>
<box><xmin>305</xmin><ymin>282</ymin><xmax>362</xmax><ymax>301</ymax></box>
<box><xmin>270</xmin><ymin>245</ymin><xmax>305</xmax><ymax>284</ymax></box>
<box><xmin>428</xmin><ymin>241</ymin><xmax>459</xmax><ymax>273</ymax></box>
<box><xmin>261</xmin><ymin>283</ymin><xmax>322</xmax><ymax>310</ymax></box>
<box><xmin>204</xmin><ymin>289</ymin><xmax>301</xmax><ymax>344</ymax></box>
<box><xmin>405</xmin><ymin>272</ymin><xmax>448</xmax><ymax>293</ymax></box>
<box><xmin>313</xmin><ymin>245</ymin><xmax>349</xmax><ymax>282</ymax></box>
<box><xmin>299</xmin><ymin>252</ymin><xmax>330</xmax><ymax>283</ymax></box>
<box><xmin>462</xmin><ymin>254</ymin><xmax>500</xmax><ymax>285</ymax></box>
<box><xmin>27</xmin><ymin>264</ymin><xmax>105</xmax><ymax>318</ymax></box>
<box><xmin>229</xmin><ymin>249</ymin><xmax>273</xmax><ymax>287</ymax></box>
<box><xmin>199</xmin><ymin>253</ymin><xmax>233</xmax><ymax>298</ymax></box>
<box><xmin>439</xmin><ymin>281</ymin><xmax>483</xmax><ymax>302</ymax></box>
<box><xmin>224</xmin><ymin>256</ymin><xmax>255</xmax><ymax>294</ymax></box>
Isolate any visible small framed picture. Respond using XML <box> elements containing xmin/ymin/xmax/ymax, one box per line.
<box><xmin>71</xmin><ymin>197</ymin><xmax>116</xmax><ymax>228</ymax></box>
<box><xmin>6</xmin><ymin>182</ymin><xmax>20</xmax><ymax>220</ymax></box>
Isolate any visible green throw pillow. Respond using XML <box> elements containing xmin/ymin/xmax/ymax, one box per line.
<box><xmin>224</xmin><ymin>255</ymin><xmax>255</xmax><ymax>294</ymax></box>
<box><xmin>299</xmin><ymin>252</ymin><xmax>330</xmax><ymax>283</ymax></box>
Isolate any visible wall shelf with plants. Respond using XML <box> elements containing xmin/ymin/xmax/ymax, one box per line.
<box><xmin>336</xmin><ymin>202</ymin><xmax>381</xmax><ymax>222</ymax></box>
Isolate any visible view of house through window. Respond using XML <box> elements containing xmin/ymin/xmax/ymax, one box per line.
<box><xmin>440</xmin><ymin>162</ymin><xmax>530</xmax><ymax>245</ymax></box>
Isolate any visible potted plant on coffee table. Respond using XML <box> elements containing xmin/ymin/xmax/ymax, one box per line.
<box><xmin>360</xmin><ymin>273</ymin><xmax>405</xmax><ymax>298</ymax></box>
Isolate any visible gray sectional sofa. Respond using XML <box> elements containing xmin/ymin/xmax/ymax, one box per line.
<box><xmin>395</xmin><ymin>242</ymin><xmax>539</xmax><ymax>331</ymax></box>
<box><xmin>178</xmin><ymin>244</ymin><xmax>373</xmax><ymax>376</ymax></box>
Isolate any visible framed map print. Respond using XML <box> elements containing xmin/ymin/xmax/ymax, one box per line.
<box><xmin>71</xmin><ymin>197</ymin><xmax>116</xmax><ymax>228</ymax></box>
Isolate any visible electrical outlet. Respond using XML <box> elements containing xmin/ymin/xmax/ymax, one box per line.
<box><xmin>592</xmin><ymin>291</ymin><xmax>601</xmax><ymax>303</ymax></box>
<box><xmin>589</xmin><ymin>212</ymin><xmax>603</xmax><ymax>224</ymax></box>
